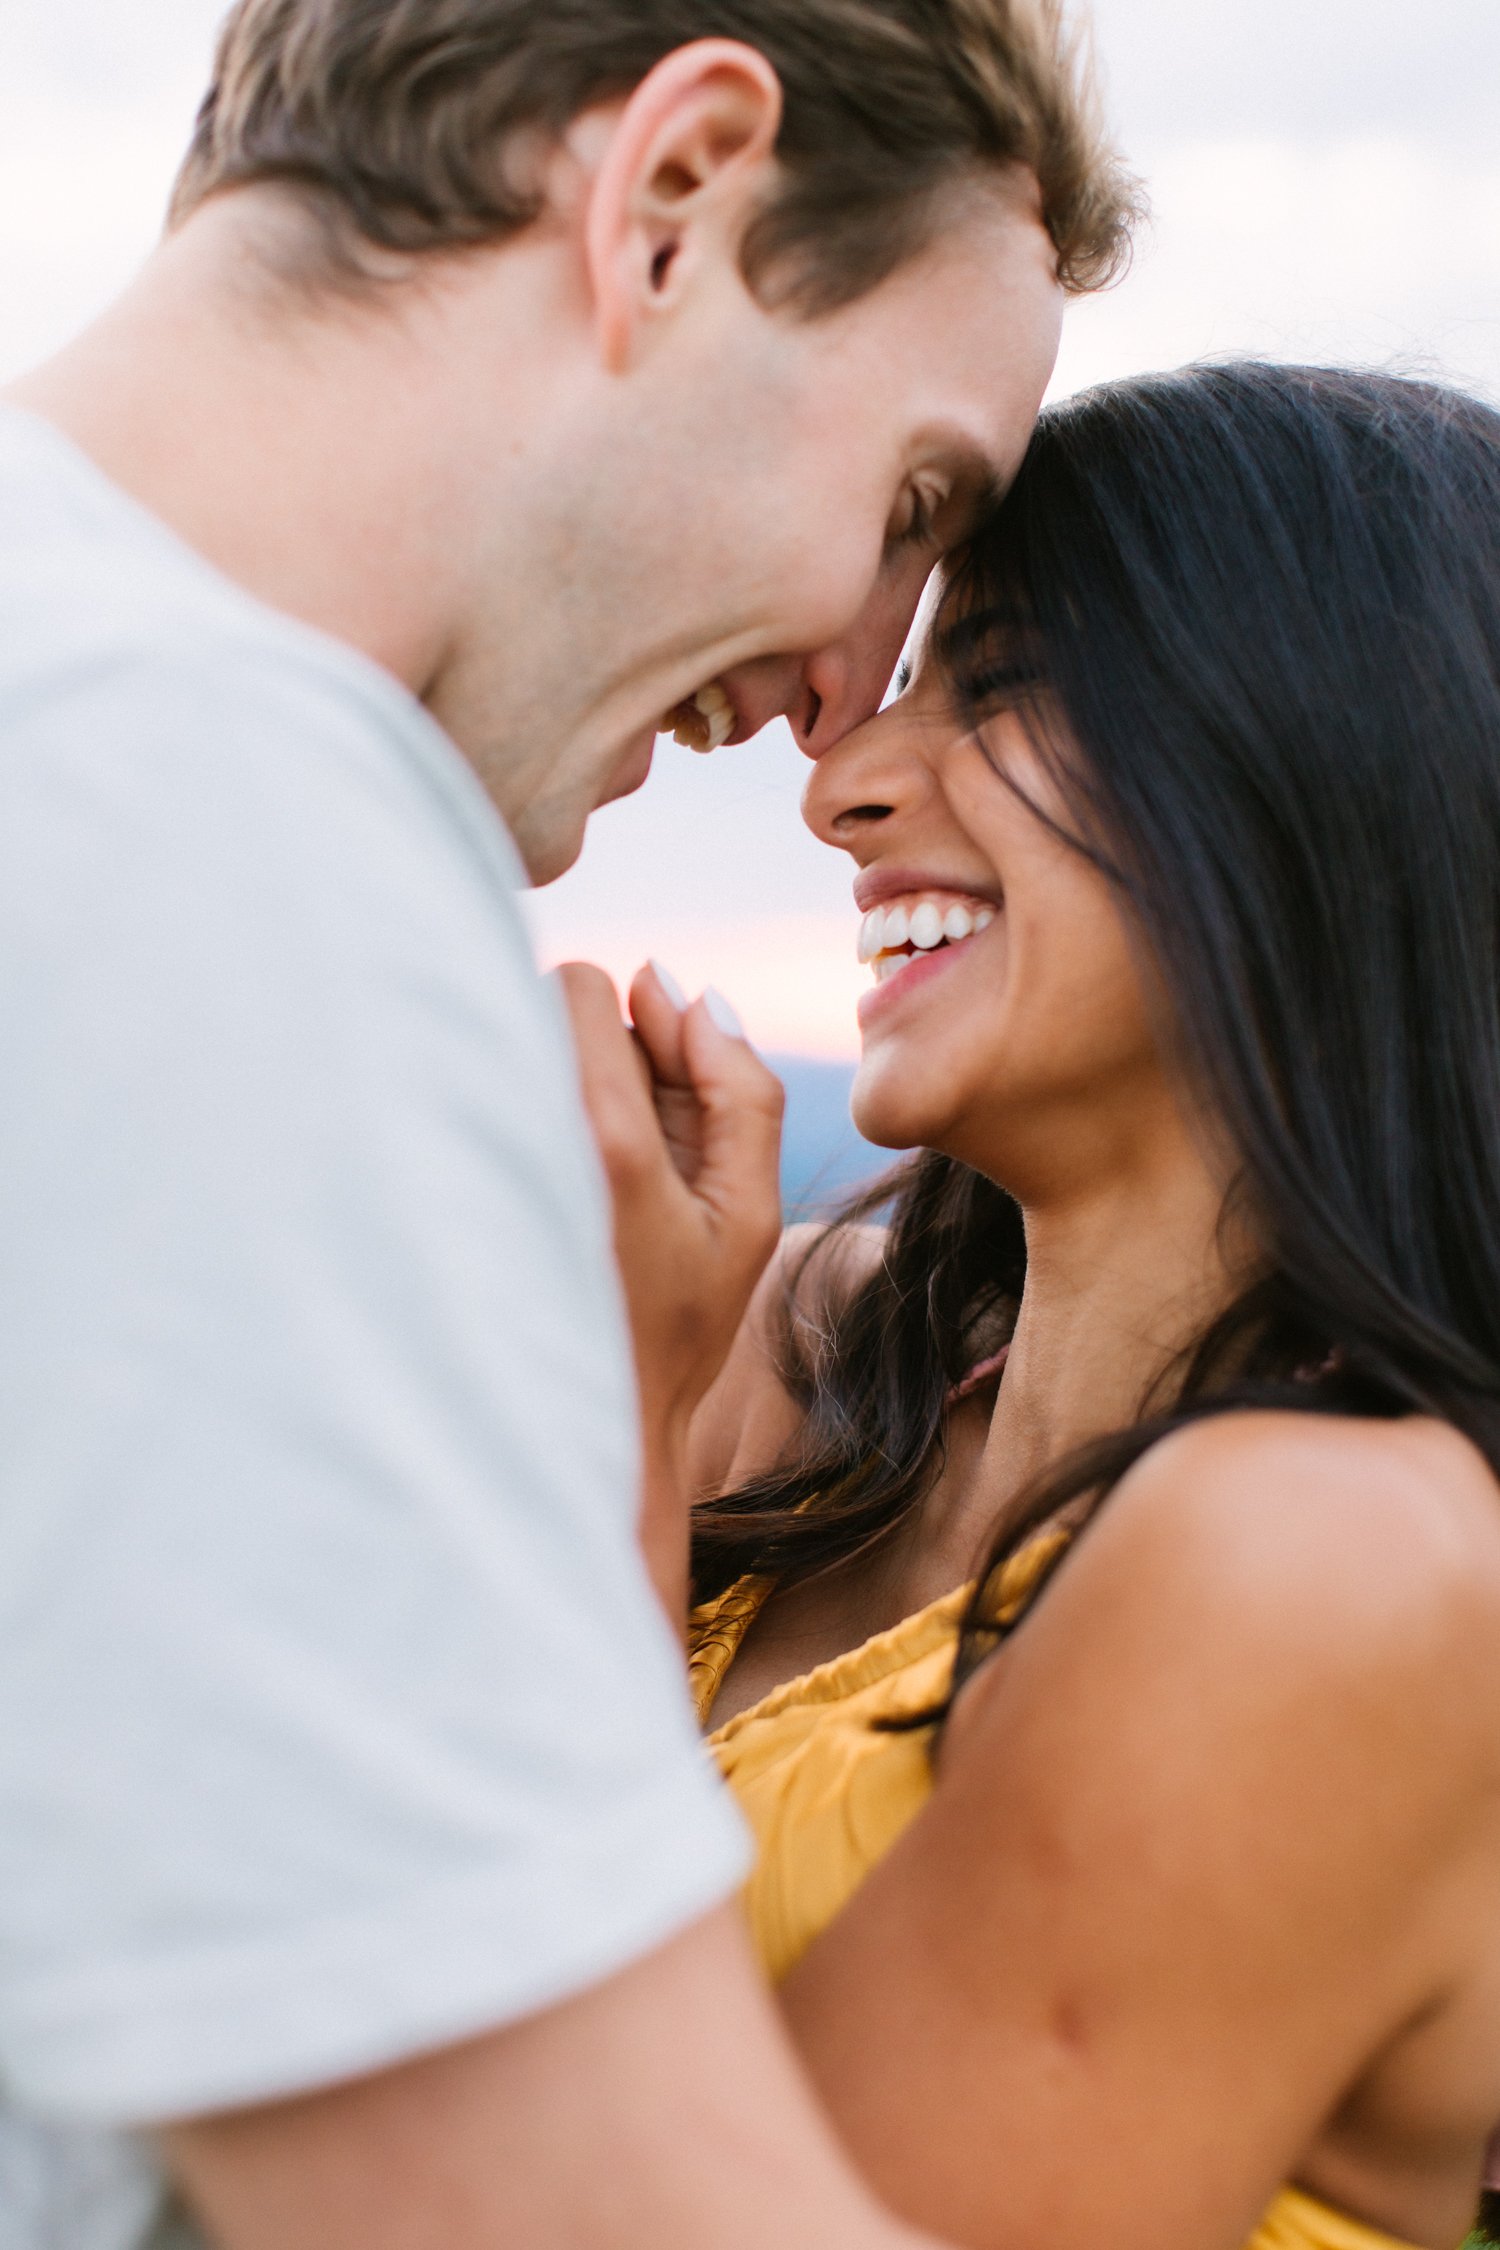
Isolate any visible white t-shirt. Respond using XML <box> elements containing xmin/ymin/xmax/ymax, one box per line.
<box><xmin>0</xmin><ymin>407</ymin><xmax>747</xmax><ymax>2248</ymax></box>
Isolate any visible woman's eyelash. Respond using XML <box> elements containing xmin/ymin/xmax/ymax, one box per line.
<box><xmin>967</xmin><ymin>660</ymin><xmax>1047</xmax><ymax>704</ymax></box>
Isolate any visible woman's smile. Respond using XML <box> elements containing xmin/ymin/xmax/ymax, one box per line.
<box><xmin>805</xmin><ymin>681</ymin><xmax>1163</xmax><ymax>1178</ymax></box>
<box><xmin>855</xmin><ymin>887</ymin><xmax>1002</xmax><ymax>1026</ymax></box>
<box><xmin>852</xmin><ymin>865</ymin><xmax>1002</xmax><ymax>1020</ymax></box>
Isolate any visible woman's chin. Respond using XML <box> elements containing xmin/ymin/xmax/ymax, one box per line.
<box><xmin>851</xmin><ymin>1059</ymin><xmax>953</xmax><ymax>1155</ymax></box>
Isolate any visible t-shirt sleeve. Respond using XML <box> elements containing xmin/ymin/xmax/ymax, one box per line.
<box><xmin>0</xmin><ymin>644</ymin><xmax>747</xmax><ymax>2127</ymax></box>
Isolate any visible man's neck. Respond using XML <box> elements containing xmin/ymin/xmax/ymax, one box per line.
<box><xmin>4</xmin><ymin>193</ymin><xmax>508</xmax><ymax>696</ymax></box>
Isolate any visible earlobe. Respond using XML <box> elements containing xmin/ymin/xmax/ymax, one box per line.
<box><xmin>580</xmin><ymin>38</ymin><xmax>784</xmax><ymax>376</ymax></box>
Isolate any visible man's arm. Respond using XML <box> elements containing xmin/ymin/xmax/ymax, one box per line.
<box><xmin>158</xmin><ymin>943</ymin><xmax>940</xmax><ymax>2250</ymax></box>
<box><xmin>165</xmin><ymin>1903</ymin><xmax>939</xmax><ymax>2250</ymax></box>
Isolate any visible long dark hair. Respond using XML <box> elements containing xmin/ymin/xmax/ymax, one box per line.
<box><xmin>691</xmin><ymin>361</ymin><xmax>1500</xmax><ymax>1677</ymax></box>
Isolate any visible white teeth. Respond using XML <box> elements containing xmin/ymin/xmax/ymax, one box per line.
<box><xmin>694</xmin><ymin>685</ymin><xmax>735</xmax><ymax>753</ymax></box>
<box><xmin>664</xmin><ymin>682</ymin><xmax>737</xmax><ymax>754</ymax></box>
<box><xmin>857</xmin><ymin>892</ymin><xmax>1001</xmax><ymax>971</ymax></box>
<box><xmin>908</xmin><ymin>901</ymin><xmax>945</xmax><ymax>952</ymax></box>
<box><xmin>874</xmin><ymin>954</ymin><xmax>903</xmax><ymax>982</ymax></box>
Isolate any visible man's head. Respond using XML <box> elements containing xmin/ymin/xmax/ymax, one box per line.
<box><xmin>172</xmin><ymin>0</ymin><xmax>1138</xmax><ymax>879</ymax></box>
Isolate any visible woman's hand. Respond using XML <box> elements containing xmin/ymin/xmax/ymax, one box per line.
<box><xmin>557</xmin><ymin>961</ymin><xmax>785</xmax><ymax>1621</ymax></box>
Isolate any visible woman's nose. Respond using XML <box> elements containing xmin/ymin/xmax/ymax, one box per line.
<box><xmin>801</xmin><ymin>700</ymin><xmax>927</xmax><ymax>851</ymax></box>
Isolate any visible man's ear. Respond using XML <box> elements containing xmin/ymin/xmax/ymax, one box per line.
<box><xmin>575</xmin><ymin>40</ymin><xmax>784</xmax><ymax>374</ymax></box>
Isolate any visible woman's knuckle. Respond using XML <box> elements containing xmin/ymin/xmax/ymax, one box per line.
<box><xmin>595</xmin><ymin>1112</ymin><xmax>650</xmax><ymax>1181</ymax></box>
<box><xmin>746</xmin><ymin>1071</ymin><xmax>786</xmax><ymax>1123</ymax></box>
<box><xmin>741</xmin><ymin>1198</ymin><xmax>783</xmax><ymax>1260</ymax></box>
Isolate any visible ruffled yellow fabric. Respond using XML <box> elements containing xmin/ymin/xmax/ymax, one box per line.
<box><xmin>1253</xmin><ymin>2190</ymin><xmax>1438</xmax><ymax>2250</ymax></box>
<box><xmin>690</xmin><ymin>1533</ymin><xmax>1433</xmax><ymax>2250</ymax></box>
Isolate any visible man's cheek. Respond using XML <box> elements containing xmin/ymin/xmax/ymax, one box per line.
<box><xmin>598</xmin><ymin>731</ymin><xmax>657</xmax><ymax>808</ymax></box>
<box><xmin>793</xmin><ymin>533</ymin><xmax>893</xmax><ymax>654</ymax></box>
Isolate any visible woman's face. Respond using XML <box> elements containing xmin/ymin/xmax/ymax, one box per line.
<box><xmin>803</xmin><ymin>659</ymin><xmax>1183</xmax><ymax>1198</ymax></box>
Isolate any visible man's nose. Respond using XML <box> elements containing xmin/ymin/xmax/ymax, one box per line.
<box><xmin>788</xmin><ymin>582</ymin><xmax>928</xmax><ymax>761</ymax></box>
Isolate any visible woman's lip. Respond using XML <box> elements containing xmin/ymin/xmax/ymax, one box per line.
<box><xmin>853</xmin><ymin>867</ymin><xmax>1003</xmax><ymax>914</ymax></box>
<box><xmin>857</xmin><ymin>935</ymin><xmax>975</xmax><ymax>1027</ymax></box>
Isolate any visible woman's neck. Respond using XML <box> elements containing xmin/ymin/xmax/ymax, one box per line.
<box><xmin>707</xmin><ymin>1093</ymin><xmax>1245</xmax><ymax>1721</ymax></box>
<box><xmin>926</xmin><ymin>1099</ymin><xmax>1244</xmax><ymax>1592</ymax></box>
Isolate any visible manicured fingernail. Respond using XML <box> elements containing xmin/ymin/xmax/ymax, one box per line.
<box><xmin>702</xmin><ymin>987</ymin><xmax>746</xmax><ymax>1041</ymax></box>
<box><xmin>649</xmin><ymin>960</ymin><xmax>688</xmax><ymax>1011</ymax></box>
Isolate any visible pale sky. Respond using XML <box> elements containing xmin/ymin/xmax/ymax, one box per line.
<box><xmin>3</xmin><ymin>2</ymin><xmax>1497</xmax><ymax>1057</ymax></box>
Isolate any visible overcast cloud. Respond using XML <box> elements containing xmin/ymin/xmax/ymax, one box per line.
<box><xmin>3</xmin><ymin>1</ymin><xmax>1497</xmax><ymax>1052</ymax></box>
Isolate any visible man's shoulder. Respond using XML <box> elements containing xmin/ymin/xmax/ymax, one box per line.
<box><xmin>0</xmin><ymin>405</ymin><xmax>527</xmax><ymax>943</ymax></box>
<box><xmin>0</xmin><ymin>410</ymin><xmax>422</xmax><ymax>777</ymax></box>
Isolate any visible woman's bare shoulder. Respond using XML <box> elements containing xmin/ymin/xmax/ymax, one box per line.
<box><xmin>789</xmin><ymin>1410</ymin><xmax>1500</xmax><ymax>2250</ymax></box>
<box><xmin>998</xmin><ymin>1409</ymin><xmax>1500</xmax><ymax>1776</ymax></box>
<box><xmin>686</xmin><ymin>1221</ymin><xmax>887</xmax><ymax>1496</ymax></box>
<box><xmin>1115</xmin><ymin>1409</ymin><xmax>1500</xmax><ymax>1626</ymax></box>
<box><xmin>923</xmin><ymin>1408</ymin><xmax>1500</xmax><ymax>2004</ymax></box>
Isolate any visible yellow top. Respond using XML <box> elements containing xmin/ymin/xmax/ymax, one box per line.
<box><xmin>689</xmin><ymin>1534</ymin><xmax>1436</xmax><ymax>2250</ymax></box>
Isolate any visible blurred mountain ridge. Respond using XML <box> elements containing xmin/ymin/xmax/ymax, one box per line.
<box><xmin>771</xmin><ymin>1054</ymin><xmax>892</xmax><ymax>1218</ymax></box>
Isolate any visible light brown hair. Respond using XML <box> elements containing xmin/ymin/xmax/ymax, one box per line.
<box><xmin>171</xmin><ymin>0</ymin><xmax>1138</xmax><ymax>311</ymax></box>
